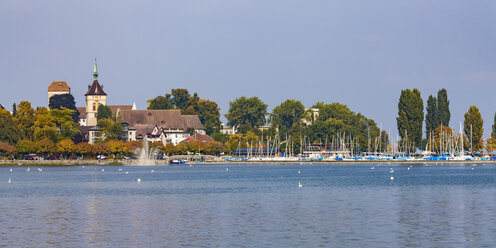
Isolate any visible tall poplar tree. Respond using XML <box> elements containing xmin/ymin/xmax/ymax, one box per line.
<box><xmin>464</xmin><ymin>106</ymin><xmax>483</xmax><ymax>151</ymax></box>
<box><xmin>425</xmin><ymin>95</ymin><xmax>437</xmax><ymax>138</ymax></box>
<box><xmin>437</xmin><ymin>89</ymin><xmax>450</xmax><ymax>126</ymax></box>
<box><xmin>491</xmin><ymin>112</ymin><xmax>496</xmax><ymax>138</ymax></box>
<box><xmin>397</xmin><ymin>88</ymin><xmax>424</xmax><ymax>148</ymax></box>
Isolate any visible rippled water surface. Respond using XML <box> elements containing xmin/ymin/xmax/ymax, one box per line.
<box><xmin>1</xmin><ymin>163</ymin><xmax>495</xmax><ymax>247</ymax></box>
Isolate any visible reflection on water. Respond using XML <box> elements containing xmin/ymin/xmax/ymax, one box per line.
<box><xmin>0</xmin><ymin>163</ymin><xmax>495</xmax><ymax>247</ymax></box>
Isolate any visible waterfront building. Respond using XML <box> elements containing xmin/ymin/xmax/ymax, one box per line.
<box><xmin>48</xmin><ymin>59</ymin><xmax>205</xmax><ymax>145</ymax></box>
<box><xmin>118</xmin><ymin>109</ymin><xmax>205</xmax><ymax>145</ymax></box>
<box><xmin>303</xmin><ymin>108</ymin><xmax>319</xmax><ymax>126</ymax></box>
<box><xmin>220</xmin><ymin>123</ymin><xmax>236</xmax><ymax>135</ymax></box>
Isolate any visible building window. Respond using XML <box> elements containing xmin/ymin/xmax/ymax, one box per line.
<box><xmin>93</xmin><ymin>103</ymin><xmax>96</xmax><ymax>111</ymax></box>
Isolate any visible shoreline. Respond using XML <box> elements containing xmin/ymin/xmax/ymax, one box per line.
<box><xmin>1</xmin><ymin>159</ymin><xmax>495</xmax><ymax>166</ymax></box>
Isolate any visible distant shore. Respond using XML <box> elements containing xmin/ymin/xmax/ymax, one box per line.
<box><xmin>1</xmin><ymin>159</ymin><xmax>495</xmax><ymax>166</ymax></box>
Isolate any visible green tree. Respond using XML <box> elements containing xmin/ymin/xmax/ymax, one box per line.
<box><xmin>271</xmin><ymin>99</ymin><xmax>305</xmax><ymax>136</ymax></box>
<box><xmin>96</xmin><ymin>118</ymin><xmax>123</xmax><ymax>142</ymax></box>
<box><xmin>464</xmin><ymin>106</ymin><xmax>484</xmax><ymax>152</ymax></box>
<box><xmin>16</xmin><ymin>140</ymin><xmax>36</xmax><ymax>157</ymax></box>
<box><xmin>492</xmin><ymin>112</ymin><xmax>496</xmax><ymax>138</ymax></box>
<box><xmin>33</xmin><ymin>107</ymin><xmax>79</xmax><ymax>142</ymax></box>
<box><xmin>15</xmin><ymin>101</ymin><xmax>35</xmax><ymax>139</ymax></box>
<box><xmin>437</xmin><ymin>88</ymin><xmax>450</xmax><ymax>126</ymax></box>
<box><xmin>205</xmin><ymin>141</ymin><xmax>225</xmax><ymax>155</ymax></box>
<box><xmin>49</xmin><ymin>93</ymin><xmax>80</xmax><ymax>123</ymax></box>
<box><xmin>396</xmin><ymin>89</ymin><xmax>424</xmax><ymax>148</ymax></box>
<box><xmin>0</xmin><ymin>109</ymin><xmax>22</xmax><ymax>144</ymax></box>
<box><xmin>425</xmin><ymin>95</ymin><xmax>438</xmax><ymax>138</ymax></box>
<box><xmin>225</xmin><ymin>96</ymin><xmax>268</xmax><ymax>133</ymax></box>
<box><xmin>147</xmin><ymin>95</ymin><xmax>173</xmax><ymax>110</ymax></box>
<box><xmin>197</xmin><ymin>99</ymin><xmax>221</xmax><ymax>135</ymax></box>
<box><xmin>211</xmin><ymin>133</ymin><xmax>229</xmax><ymax>143</ymax></box>
<box><xmin>168</xmin><ymin>88</ymin><xmax>191</xmax><ymax>109</ymax></box>
<box><xmin>97</xmin><ymin>104</ymin><xmax>113</xmax><ymax>120</ymax></box>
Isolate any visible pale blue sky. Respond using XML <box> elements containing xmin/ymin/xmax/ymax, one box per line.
<box><xmin>1</xmin><ymin>0</ymin><xmax>495</xmax><ymax>137</ymax></box>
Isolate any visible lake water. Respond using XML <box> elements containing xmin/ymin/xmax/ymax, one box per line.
<box><xmin>0</xmin><ymin>163</ymin><xmax>495</xmax><ymax>247</ymax></box>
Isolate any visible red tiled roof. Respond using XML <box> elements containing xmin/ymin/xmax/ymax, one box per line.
<box><xmin>48</xmin><ymin>81</ymin><xmax>70</xmax><ymax>92</ymax></box>
<box><xmin>85</xmin><ymin>80</ymin><xmax>107</xmax><ymax>96</ymax></box>
<box><xmin>119</xmin><ymin>110</ymin><xmax>204</xmax><ymax>131</ymax></box>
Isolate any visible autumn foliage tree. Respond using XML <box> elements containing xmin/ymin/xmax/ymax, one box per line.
<box><xmin>57</xmin><ymin>139</ymin><xmax>75</xmax><ymax>159</ymax></box>
<box><xmin>0</xmin><ymin>142</ymin><xmax>16</xmax><ymax>158</ymax></box>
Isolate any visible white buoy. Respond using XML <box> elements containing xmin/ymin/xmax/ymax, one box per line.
<box><xmin>472</xmin><ymin>168</ymin><xmax>474</xmax><ymax>170</ymax></box>
<box><xmin>390</xmin><ymin>176</ymin><xmax>394</xmax><ymax>180</ymax></box>
<box><xmin>298</xmin><ymin>170</ymin><xmax>301</xmax><ymax>174</ymax></box>
<box><xmin>407</xmin><ymin>167</ymin><xmax>410</xmax><ymax>170</ymax></box>
<box><xmin>137</xmin><ymin>178</ymin><xmax>141</xmax><ymax>183</ymax></box>
<box><xmin>8</xmin><ymin>178</ymin><xmax>11</xmax><ymax>183</ymax></box>
<box><xmin>82</xmin><ymin>166</ymin><xmax>85</xmax><ymax>168</ymax></box>
<box><xmin>226</xmin><ymin>168</ymin><xmax>229</xmax><ymax>171</ymax></box>
<box><xmin>298</xmin><ymin>181</ymin><xmax>303</xmax><ymax>188</ymax></box>
<box><xmin>101</xmin><ymin>169</ymin><xmax>104</xmax><ymax>172</ymax></box>
<box><xmin>150</xmin><ymin>170</ymin><xmax>154</xmax><ymax>173</ymax></box>
<box><xmin>125</xmin><ymin>171</ymin><xmax>129</xmax><ymax>174</ymax></box>
<box><xmin>9</xmin><ymin>168</ymin><xmax>12</xmax><ymax>172</ymax></box>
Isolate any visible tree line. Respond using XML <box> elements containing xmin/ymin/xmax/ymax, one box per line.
<box><xmin>397</xmin><ymin>88</ymin><xmax>495</xmax><ymax>153</ymax></box>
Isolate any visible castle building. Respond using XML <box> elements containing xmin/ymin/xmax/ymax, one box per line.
<box><xmin>49</xmin><ymin>59</ymin><xmax>208</xmax><ymax>145</ymax></box>
<box><xmin>47</xmin><ymin>81</ymin><xmax>70</xmax><ymax>108</ymax></box>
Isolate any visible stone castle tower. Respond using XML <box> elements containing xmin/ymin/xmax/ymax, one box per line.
<box><xmin>47</xmin><ymin>81</ymin><xmax>70</xmax><ymax>108</ymax></box>
<box><xmin>85</xmin><ymin>59</ymin><xmax>107</xmax><ymax>126</ymax></box>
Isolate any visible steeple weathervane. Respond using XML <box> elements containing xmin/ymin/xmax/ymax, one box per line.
<box><xmin>93</xmin><ymin>58</ymin><xmax>98</xmax><ymax>80</ymax></box>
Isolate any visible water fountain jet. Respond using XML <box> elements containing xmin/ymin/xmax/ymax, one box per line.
<box><xmin>135</xmin><ymin>136</ymin><xmax>160</xmax><ymax>165</ymax></box>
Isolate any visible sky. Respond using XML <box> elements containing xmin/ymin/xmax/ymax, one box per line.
<box><xmin>1</xmin><ymin>0</ymin><xmax>495</xmax><ymax>138</ymax></box>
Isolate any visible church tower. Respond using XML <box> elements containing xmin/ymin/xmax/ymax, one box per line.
<box><xmin>85</xmin><ymin>59</ymin><xmax>107</xmax><ymax>126</ymax></box>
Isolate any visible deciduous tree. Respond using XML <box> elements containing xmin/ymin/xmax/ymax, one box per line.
<box><xmin>16</xmin><ymin>140</ymin><xmax>36</xmax><ymax>156</ymax></box>
<box><xmin>57</xmin><ymin>139</ymin><xmax>75</xmax><ymax>159</ymax></box>
<box><xmin>271</xmin><ymin>99</ymin><xmax>305</xmax><ymax>136</ymax></box>
<box><xmin>97</xmin><ymin>104</ymin><xmax>113</xmax><ymax>120</ymax></box>
<box><xmin>425</xmin><ymin>95</ymin><xmax>438</xmax><ymax>137</ymax></box>
<box><xmin>75</xmin><ymin>142</ymin><xmax>94</xmax><ymax>158</ymax></box>
<box><xmin>492</xmin><ymin>112</ymin><xmax>496</xmax><ymax>138</ymax></box>
<box><xmin>225</xmin><ymin>96</ymin><xmax>268</xmax><ymax>133</ymax></box>
<box><xmin>96</xmin><ymin>118</ymin><xmax>123</xmax><ymax>142</ymax></box>
<box><xmin>437</xmin><ymin>89</ymin><xmax>450</xmax><ymax>126</ymax></box>
<box><xmin>0</xmin><ymin>110</ymin><xmax>22</xmax><ymax>144</ymax></box>
<box><xmin>464</xmin><ymin>106</ymin><xmax>484</xmax><ymax>151</ymax></box>
<box><xmin>36</xmin><ymin>139</ymin><xmax>56</xmax><ymax>159</ymax></box>
<box><xmin>397</xmin><ymin>88</ymin><xmax>424</xmax><ymax>148</ymax></box>
<box><xmin>49</xmin><ymin>93</ymin><xmax>80</xmax><ymax>123</ymax></box>
<box><xmin>147</xmin><ymin>95</ymin><xmax>173</xmax><ymax>110</ymax></box>
<box><xmin>0</xmin><ymin>142</ymin><xmax>15</xmax><ymax>158</ymax></box>
<box><xmin>197</xmin><ymin>99</ymin><xmax>221</xmax><ymax>135</ymax></box>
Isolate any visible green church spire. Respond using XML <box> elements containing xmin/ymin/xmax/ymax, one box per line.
<box><xmin>93</xmin><ymin>58</ymin><xmax>98</xmax><ymax>80</ymax></box>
